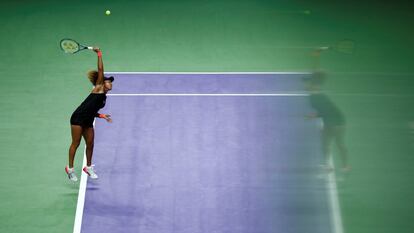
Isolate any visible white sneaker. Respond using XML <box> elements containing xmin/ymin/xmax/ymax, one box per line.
<box><xmin>83</xmin><ymin>165</ymin><xmax>98</xmax><ymax>179</ymax></box>
<box><xmin>65</xmin><ymin>166</ymin><xmax>78</xmax><ymax>182</ymax></box>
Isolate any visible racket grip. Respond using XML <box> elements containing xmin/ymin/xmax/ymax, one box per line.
<box><xmin>87</xmin><ymin>47</ymin><xmax>94</xmax><ymax>50</ymax></box>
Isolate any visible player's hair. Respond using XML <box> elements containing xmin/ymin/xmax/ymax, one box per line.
<box><xmin>87</xmin><ymin>70</ymin><xmax>98</xmax><ymax>85</ymax></box>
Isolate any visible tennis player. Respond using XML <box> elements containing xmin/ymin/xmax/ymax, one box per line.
<box><xmin>65</xmin><ymin>47</ymin><xmax>114</xmax><ymax>181</ymax></box>
<box><xmin>305</xmin><ymin>71</ymin><xmax>350</xmax><ymax>172</ymax></box>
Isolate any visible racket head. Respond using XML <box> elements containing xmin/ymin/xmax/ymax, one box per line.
<box><xmin>334</xmin><ymin>39</ymin><xmax>355</xmax><ymax>54</ymax></box>
<box><xmin>60</xmin><ymin>38</ymin><xmax>81</xmax><ymax>54</ymax></box>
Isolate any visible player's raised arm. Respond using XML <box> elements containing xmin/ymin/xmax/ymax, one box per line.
<box><xmin>93</xmin><ymin>47</ymin><xmax>104</xmax><ymax>85</ymax></box>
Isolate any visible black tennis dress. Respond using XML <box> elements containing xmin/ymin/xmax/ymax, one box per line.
<box><xmin>309</xmin><ymin>93</ymin><xmax>345</xmax><ymax>127</ymax></box>
<box><xmin>70</xmin><ymin>93</ymin><xmax>107</xmax><ymax>128</ymax></box>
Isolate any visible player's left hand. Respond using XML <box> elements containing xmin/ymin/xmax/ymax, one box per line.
<box><xmin>103</xmin><ymin>114</ymin><xmax>112</xmax><ymax>123</ymax></box>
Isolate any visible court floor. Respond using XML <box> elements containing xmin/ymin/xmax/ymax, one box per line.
<box><xmin>75</xmin><ymin>72</ymin><xmax>343</xmax><ymax>233</ymax></box>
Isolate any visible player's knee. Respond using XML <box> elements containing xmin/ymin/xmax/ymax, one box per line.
<box><xmin>71</xmin><ymin>141</ymin><xmax>81</xmax><ymax>148</ymax></box>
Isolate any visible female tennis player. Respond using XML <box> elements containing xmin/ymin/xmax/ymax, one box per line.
<box><xmin>305</xmin><ymin>71</ymin><xmax>350</xmax><ymax>172</ymax></box>
<box><xmin>65</xmin><ymin>48</ymin><xmax>114</xmax><ymax>182</ymax></box>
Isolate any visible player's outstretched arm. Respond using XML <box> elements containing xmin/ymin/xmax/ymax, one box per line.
<box><xmin>93</xmin><ymin>47</ymin><xmax>104</xmax><ymax>86</ymax></box>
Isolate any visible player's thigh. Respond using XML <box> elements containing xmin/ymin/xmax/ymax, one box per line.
<box><xmin>82</xmin><ymin>127</ymin><xmax>95</xmax><ymax>147</ymax></box>
<box><xmin>71</xmin><ymin>125</ymin><xmax>83</xmax><ymax>145</ymax></box>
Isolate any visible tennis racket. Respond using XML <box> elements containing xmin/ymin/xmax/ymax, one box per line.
<box><xmin>317</xmin><ymin>39</ymin><xmax>355</xmax><ymax>54</ymax></box>
<box><xmin>60</xmin><ymin>38</ymin><xmax>93</xmax><ymax>54</ymax></box>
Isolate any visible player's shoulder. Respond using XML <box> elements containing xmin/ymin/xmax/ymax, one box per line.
<box><xmin>91</xmin><ymin>85</ymin><xmax>105</xmax><ymax>94</ymax></box>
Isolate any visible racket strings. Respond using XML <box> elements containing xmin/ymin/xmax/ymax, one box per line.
<box><xmin>60</xmin><ymin>39</ymin><xmax>79</xmax><ymax>53</ymax></box>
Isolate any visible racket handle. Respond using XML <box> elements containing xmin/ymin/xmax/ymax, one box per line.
<box><xmin>87</xmin><ymin>46</ymin><xmax>94</xmax><ymax>50</ymax></box>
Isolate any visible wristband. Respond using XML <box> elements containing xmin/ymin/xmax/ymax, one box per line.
<box><xmin>97</xmin><ymin>51</ymin><xmax>102</xmax><ymax>57</ymax></box>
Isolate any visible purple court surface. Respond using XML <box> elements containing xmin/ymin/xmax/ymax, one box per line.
<box><xmin>77</xmin><ymin>73</ymin><xmax>340</xmax><ymax>233</ymax></box>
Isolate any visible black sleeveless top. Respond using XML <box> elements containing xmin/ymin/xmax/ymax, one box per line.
<box><xmin>309</xmin><ymin>93</ymin><xmax>345</xmax><ymax>127</ymax></box>
<box><xmin>70</xmin><ymin>93</ymin><xmax>107</xmax><ymax>127</ymax></box>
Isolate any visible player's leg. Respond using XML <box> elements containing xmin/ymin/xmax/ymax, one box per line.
<box><xmin>82</xmin><ymin>127</ymin><xmax>98</xmax><ymax>179</ymax></box>
<box><xmin>334</xmin><ymin>125</ymin><xmax>350</xmax><ymax>171</ymax></box>
<box><xmin>321</xmin><ymin>126</ymin><xmax>334</xmax><ymax>171</ymax></box>
<box><xmin>82</xmin><ymin>127</ymin><xmax>95</xmax><ymax>167</ymax></box>
<box><xmin>68</xmin><ymin>125</ymin><xmax>83</xmax><ymax>167</ymax></box>
<box><xmin>66</xmin><ymin>125</ymin><xmax>83</xmax><ymax>181</ymax></box>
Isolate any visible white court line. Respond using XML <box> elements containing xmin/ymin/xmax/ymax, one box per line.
<box><xmin>106</xmin><ymin>71</ymin><xmax>414</xmax><ymax>76</ymax></box>
<box><xmin>327</xmin><ymin>156</ymin><xmax>345</xmax><ymax>233</ymax></box>
<box><xmin>107</xmin><ymin>93</ymin><xmax>308</xmax><ymax>97</ymax></box>
<box><xmin>73</xmin><ymin>147</ymin><xmax>88</xmax><ymax>233</ymax></box>
<box><xmin>73</xmin><ymin>120</ymin><xmax>95</xmax><ymax>233</ymax></box>
<box><xmin>106</xmin><ymin>71</ymin><xmax>311</xmax><ymax>75</ymax></box>
<box><xmin>108</xmin><ymin>93</ymin><xmax>414</xmax><ymax>98</ymax></box>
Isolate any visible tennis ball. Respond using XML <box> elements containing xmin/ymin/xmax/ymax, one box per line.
<box><xmin>105</xmin><ymin>10</ymin><xmax>111</xmax><ymax>15</ymax></box>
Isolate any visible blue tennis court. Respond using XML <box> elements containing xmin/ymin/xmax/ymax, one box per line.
<box><xmin>75</xmin><ymin>73</ymin><xmax>342</xmax><ymax>233</ymax></box>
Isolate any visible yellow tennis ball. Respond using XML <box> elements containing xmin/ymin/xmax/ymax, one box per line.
<box><xmin>105</xmin><ymin>10</ymin><xmax>111</xmax><ymax>15</ymax></box>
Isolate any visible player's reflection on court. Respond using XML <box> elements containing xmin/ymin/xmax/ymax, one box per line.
<box><xmin>304</xmin><ymin>71</ymin><xmax>350</xmax><ymax>172</ymax></box>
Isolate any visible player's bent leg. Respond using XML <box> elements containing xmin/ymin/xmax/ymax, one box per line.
<box><xmin>68</xmin><ymin>125</ymin><xmax>83</xmax><ymax>167</ymax></box>
<box><xmin>82</xmin><ymin>127</ymin><xmax>98</xmax><ymax>179</ymax></box>
<box><xmin>66</xmin><ymin>125</ymin><xmax>83</xmax><ymax>182</ymax></box>
<box><xmin>321</xmin><ymin>127</ymin><xmax>334</xmax><ymax>171</ymax></box>
<box><xmin>335</xmin><ymin>125</ymin><xmax>350</xmax><ymax>172</ymax></box>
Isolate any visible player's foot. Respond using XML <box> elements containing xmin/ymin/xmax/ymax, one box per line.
<box><xmin>65</xmin><ymin>166</ymin><xmax>78</xmax><ymax>182</ymax></box>
<box><xmin>83</xmin><ymin>165</ymin><xmax>98</xmax><ymax>179</ymax></box>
